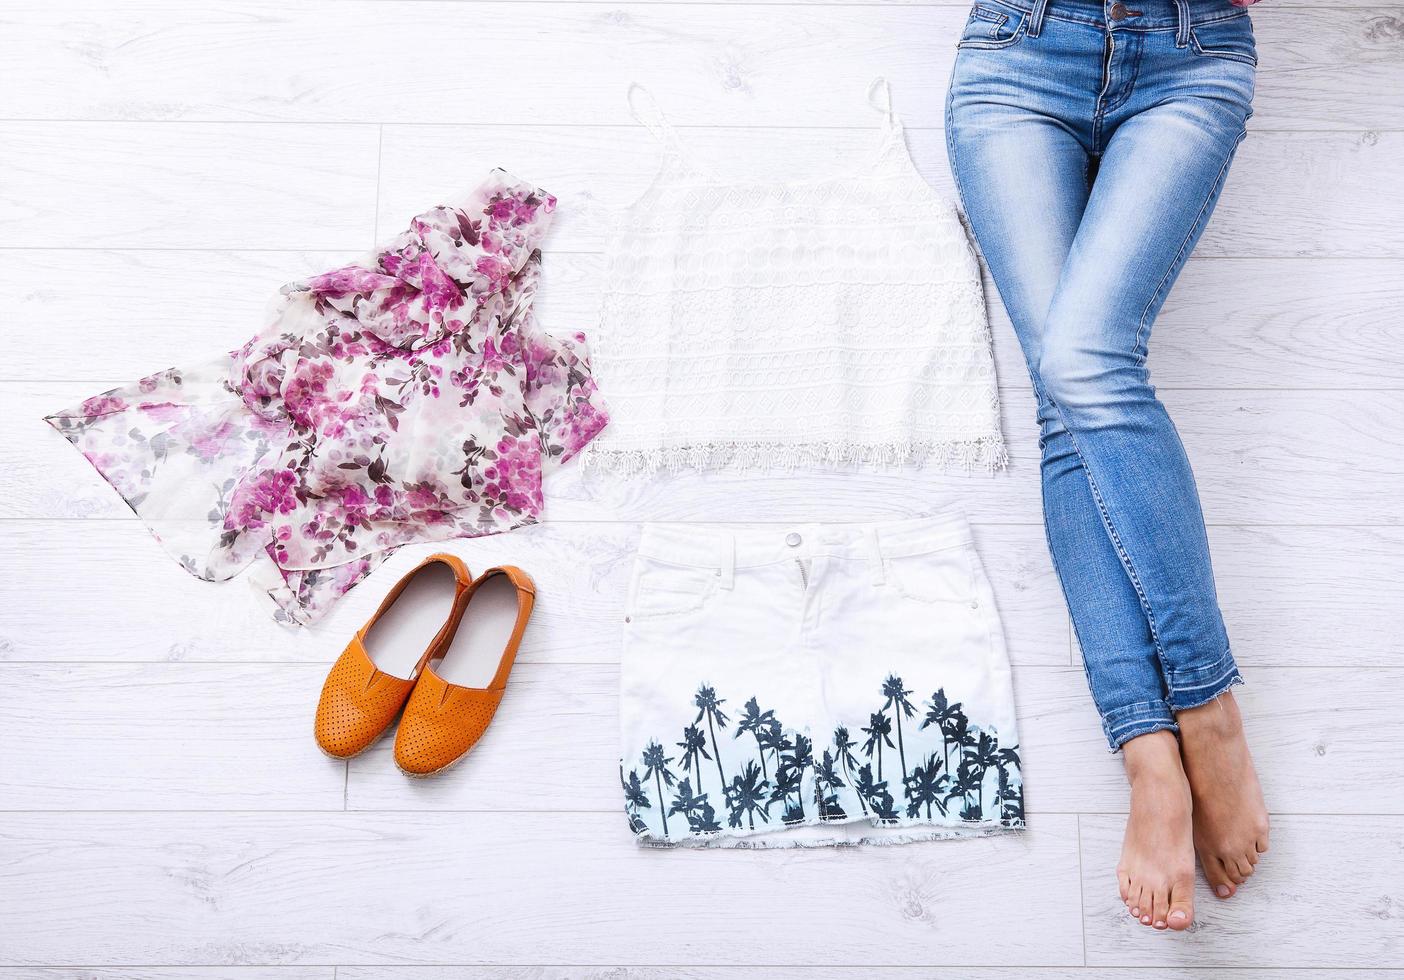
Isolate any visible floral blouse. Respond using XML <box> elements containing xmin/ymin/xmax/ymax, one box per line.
<box><xmin>47</xmin><ymin>170</ymin><xmax>608</xmax><ymax>623</ymax></box>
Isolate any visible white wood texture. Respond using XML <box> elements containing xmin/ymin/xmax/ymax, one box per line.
<box><xmin>0</xmin><ymin>4</ymin><xmax>1396</xmax><ymax>129</ymax></box>
<box><xmin>0</xmin><ymin>812</ymin><xmax>1085</xmax><ymax>966</ymax></box>
<box><xmin>4</xmin><ymin>250</ymin><xmax>1404</xmax><ymax>389</ymax></box>
<box><xmin>1079</xmin><ymin>815</ymin><xmax>1404</xmax><ymax>967</ymax></box>
<box><xmin>1</xmin><ymin>0</ymin><xmax>1402</xmax><ymax>973</ymax></box>
<box><xmin>3</xmin><ymin>660</ymin><xmax>1399</xmax><ymax>815</ymax></box>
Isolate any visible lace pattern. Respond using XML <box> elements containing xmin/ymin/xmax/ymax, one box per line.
<box><xmin>582</xmin><ymin>80</ymin><xmax>1006</xmax><ymax>474</ymax></box>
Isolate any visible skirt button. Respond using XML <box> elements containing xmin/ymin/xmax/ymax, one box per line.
<box><xmin>786</xmin><ymin>532</ymin><xmax>802</xmax><ymax>547</ymax></box>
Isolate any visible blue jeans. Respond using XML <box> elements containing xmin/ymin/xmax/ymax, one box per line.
<box><xmin>945</xmin><ymin>0</ymin><xmax>1255</xmax><ymax>750</ymax></box>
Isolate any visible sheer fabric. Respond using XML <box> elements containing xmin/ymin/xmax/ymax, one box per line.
<box><xmin>47</xmin><ymin>170</ymin><xmax>608</xmax><ymax>623</ymax></box>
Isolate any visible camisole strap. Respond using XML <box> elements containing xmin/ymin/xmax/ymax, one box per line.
<box><xmin>867</xmin><ymin>76</ymin><xmax>904</xmax><ymax>135</ymax></box>
<box><xmin>627</xmin><ymin>83</ymin><xmax>687</xmax><ymax>157</ymax></box>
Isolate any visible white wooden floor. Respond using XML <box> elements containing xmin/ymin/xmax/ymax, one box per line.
<box><xmin>2</xmin><ymin>0</ymin><xmax>1402</xmax><ymax>975</ymax></box>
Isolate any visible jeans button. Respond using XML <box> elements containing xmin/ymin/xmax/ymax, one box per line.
<box><xmin>786</xmin><ymin>532</ymin><xmax>802</xmax><ymax>547</ymax></box>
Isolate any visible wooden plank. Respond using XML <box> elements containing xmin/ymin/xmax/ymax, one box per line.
<box><xmin>1019</xmin><ymin>666</ymin><xmax>1404</xmax><ymax>815</ymax></box>
<box><xmin>377</xmin><ymin>127</ymin><xmax>1404</xmax><ymax>258</ymax></box>
<box><xmin>0</xmin><ymin>522</ymin><xmax>1070</xmax><ymax>667</ymax></box>
<box><xmin>8</xmin><ymin>965</ymin><xmax>331</xmax><ymax>971</ymax></box>
<box><xmin>13</xmin><ymin>381</ymin><xmax>1404</xmax><ymax>526</ymax></box>
<box><xmin>0</xmin><ymin>380</ymin><xmax>1047</xmax><ymax>524</ymax></box>
<box><xmin>8</xmin><ymin>250</ymin><xmax>1400</xmax><ymax>390</ymax></box>
<box><xmin>0</xmin><ymin>663</ymin><xmax>344</xmax><ymax>811</ymax></box>
<box><xmin>0</xmin><ymin>812</ymin><xmax>1084</xmax><ymax>966</ymax></box>
<box><xmin>1140</xmin><ymin>258</ymin><xmax>1404</xmax><ymax>389</ymax></box>
<box><xmin>3</xmin><ymin>654</ymin><xmax>1396</xmax><ymax>814</ymax></box>
<box><xmin>343</xmin><ymin>664</ymin><xmax>1404</xmax><ymax>815</ymax></box>
<box><xmin>1080</xmin><ymin>813</ymin><xmax>1404</xmax><ymax>967</ymax></box>
<box><xmin>0</xmin><ymin>124</ymin><xmax>1394</xmax><ymax>255</ymax></box>
<box><xmin>543</xmin><ymin>387</ymin><xmax>1404</xmax><ymax>527</ymax></box>
<box><xmin>0</xmin><ymin>122</ymin><xmax>379</xmax><ymax>249</ymax></box>
<box><xmin>0</xmin><ymin>4</ymin><xmax>1392</xmax><ymax>129</ymax></box>
<box><xmin>336</xmin><ymin>965</ymin><xmax>1392</xmax><ymax>971</ymax></box>
<box><xmin>0</xmin><ymin>249</ymin><xmax>601</xmax><ymax>382</ymax></box>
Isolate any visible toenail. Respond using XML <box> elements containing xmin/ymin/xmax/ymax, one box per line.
<box><xmin>1154</xmin><ymin>920</ymin><xmax>1166</xmax><ymax>928</ymax></box>
<box><xmin>1170</xmin><ymin>910</ymin><xmax>1187</xmax><ymax>922</ymax></box>
<box><xmin>1216</xmin><ymin>885</ymin><xmax>1231</xmax><ymax>898</ymax></box>
<box><xmin>1141</xmin><ymin>915</ymin><xmax>1151</xmax><ymax>924</ymax></box>
<box><xmin>1131</xmin><ymin>907</ymin><xmax>1140</xmax><ymax>916</ymax></box>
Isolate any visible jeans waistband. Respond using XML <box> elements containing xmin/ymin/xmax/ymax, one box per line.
<box><xmin>990</xmin><ymin>0</ymin><xmax>1249</xmax><ymax>31</ymax></box>
<box><xmin>636</xmin><ymin>513</ymin><xmax>975</xmax><ymax>570</ymax></box>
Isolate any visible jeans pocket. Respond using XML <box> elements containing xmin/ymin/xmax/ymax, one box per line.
<box><xmin>1189</xmin><ymin>16</ymin><xmax>1258</xmax><ymax>67</ymax></box>
<box><xmin>626</xmin><ymin>560</ymin><xmax>720</xmax><ymax>621</ymax></box>
<box><xmin>957</xmin><ymin>2</ymin><xmax>1028</xmax><ymax>50</ymax></box>
<box><xmin>886</xmin><ymin>547</ymin><xmax>978</xmax><ymax>605</ymax></box>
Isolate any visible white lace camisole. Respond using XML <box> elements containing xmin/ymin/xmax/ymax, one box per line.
<box><xmin>581</xmin><ymin>80</ymin><xmax>1006</xmax><ymax>474</ymax></box>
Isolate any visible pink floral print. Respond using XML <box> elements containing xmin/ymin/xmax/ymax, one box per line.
<box><xmin>46</xmin><ymin>170</ymin><xmax>608</xmax><ymax>624</ymax></box>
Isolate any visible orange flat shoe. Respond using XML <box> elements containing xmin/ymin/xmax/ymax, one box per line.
<box><xmin>314</xmin><ymin>553</ymin><xmax>472</xmax><ymax>760</ymax></box>
<box><xmin>394</xmin><ymin>566</ymin><xmax>536</xmax><ymax>777</ymax></box>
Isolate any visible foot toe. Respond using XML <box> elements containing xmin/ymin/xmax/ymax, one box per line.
<box><xmin>1167</xmin><ymin>876</ymin><xmax>1195</xmax><ymax>930</ymax></box>
<box><xmin>1151</xmin><ymin>883</ymin><xmax>1171</xmax><ymax>929</ymax></box>
<box><xmin>1203</xmin><ymin>856</ymin><xmax>1237</xmax><ymax>899</ymax></box>
<box><xmin>1235</xmin><ymin>855</ymin><xmax>1256</xmax><ymax>879</ymax></box>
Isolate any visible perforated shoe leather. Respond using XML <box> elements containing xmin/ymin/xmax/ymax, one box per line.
<box><xmin>394</xmin><ymin>566</ymin><xmax>536</xmax><ymax>776</ymax></box>
<box><xmin>314</xmin><ymin>553</ymin><xmax>471</xmax><ymax>759</ymax></box>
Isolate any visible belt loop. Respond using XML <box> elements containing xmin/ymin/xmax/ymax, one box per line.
<box><xmin>1027</xmin><ymin>0</ymin><xmax>1049</xmax><ymax>39</ymax></box>
<box><xmin>864</xmin><ymin>527</ymin><xmax>886</xmax><ymax>586</ymax></box>
<box><xmin>718</xmin><ymin>534</ymin><xmax>735</xmax><ymax>591</ymax></box>
<box><xmin>1174</xmin><ymin>0</ymin><xmax>1191</xmax><ymax>46</ymax></box>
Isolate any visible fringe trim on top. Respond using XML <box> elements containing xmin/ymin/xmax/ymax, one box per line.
<box><xmin>578</xmin><ymin>435</ymin><xmax>1009</xmax><ymax>477</ymax></box>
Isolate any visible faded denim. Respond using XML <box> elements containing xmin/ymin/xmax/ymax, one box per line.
<box><xmin>945</xmin><ymin>0</ymin><xmax>1254</xmax><ymax>749</ymax></box>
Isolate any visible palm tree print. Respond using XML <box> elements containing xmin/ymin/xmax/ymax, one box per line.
<box><xmin>735</xmin><ymin>697</ymin><xmax>778</xmax><ymax>778</ymax></box>
<box><xmin>881</xmin><ymin>674</ymin><xmax>917</xmax><ymax>785</ymax></box>
<box><xmin>920</xmin><ymin>687</ymin><xmax>966</xmax><ymax>774</ymax></box>
<box><xmin>994</xmin><ymin>744</ymin><xmax>1023</xmax><ymax>819</ymax></box>
<box><xmin>725</xmin><ymin>760</ymin><xmax>772</xmax><ymax>830</ymax></box>
<box><xmin>676</xmin><ymin>724</ymin><xmax>712</xmax><ymax>796</ymax></box>
<box><xmin>693</xmin><ymin>684</ymin><xmax>731</xmax><ymax>797</ymax></box>
<box><xmin>620</xmin><ymin>765</ymin><xmax>651</xmax><ymax>835</ymax></box>
<box><xmin>861</xmin><ymin>711</ymin><xmax>894</xmax><ymax>781</ymax></box>
<box><xmin>624</xmin><ymin>677</ymin><xmax>1023</xmax><ymax>841</ymax></box>
<box><xmin>832</xmin><ymin>725</ymin><xmax>867</xmax><ymax>815</ymax></box>
<box><xmin>903</xmin><ymin>753</ymin><xmax>948</xmax><ymax>820</ymax></box>
<box><xmin>641</xmin><ymin>740</ymin><xmax>677</xmax><ymax>835</ymax></box>
<box><xmin>776</xmin><ymin>732</ymin><xmax>815</xmax><ymax>825</ymax></box>
<box><xmin>669</xmin><ymin>777</ymin><xmax>722</xmax><ymax>834</ymax></box>
<box><xmin>814</xmin><ymin>749</ymin><xmax>847</xmax><ymax>820</ymax></box>
<box><xmin>758</xmin><ymin>725</ymin><xmax>791</xmax><ymax>779</ymax></box>
<box><xmin>965</xmin><ymin>727</ymin><xmax>1001</xmax><ymax>813</ymax></box>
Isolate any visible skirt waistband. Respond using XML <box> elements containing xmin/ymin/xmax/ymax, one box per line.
<box><xmin>636</xmin><ymin>513</ymin><xmax>975</xmax><ymax>569</ymax></box>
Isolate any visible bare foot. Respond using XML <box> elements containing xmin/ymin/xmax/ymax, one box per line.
<box><xmin>1177</xmin><ymin>690</ymin><xmax>1270</xmax><ymax>900</ymax></box>
<box><xmin>1118</xmin><ymin>730</ymin><xmax>1197</xmax><ymax>931</ymax></box>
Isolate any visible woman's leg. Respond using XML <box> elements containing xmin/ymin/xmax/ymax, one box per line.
<box><xmin>947</xmin><ymin>15</ymin><xmax>1200</xmax><ymax>931</ymax></box>
<box><xmin>1044</xmin><ymin>14</ymin><xmax>1270</xmax><ymax>904</ymax></box>
<box><xmin>947</xmin><ymin>71</ymin><xmax>1200</xmax><ymax>931</ymax></box>
<box><xmin>945</xmin><ymin>13</ymin><xmax>1179</xmax><ymax>756</ymax></box>
<box><xmin>946</xmin><ymin>0</ymin><xmax>1269</xmax><ymax>928</ymax></box>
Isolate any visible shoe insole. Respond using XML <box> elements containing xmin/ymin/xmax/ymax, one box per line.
<box><xmin>435</xmin><ymin>574</ymin><xmax>520</xmax><ymax>688</ymax></box>
<box><xmin>362</xmin><ymin>562</ymin><xmax>459</xmax><ymax>679</ymax></box>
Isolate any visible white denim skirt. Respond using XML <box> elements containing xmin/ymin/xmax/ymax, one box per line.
<box><xmin>619</xmin><ymin>513</ymin><xmax>1025</xmax><ymax>848</ymax></box>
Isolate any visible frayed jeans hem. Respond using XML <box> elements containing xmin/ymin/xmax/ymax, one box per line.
<box><xmin>1167</xmin><ymin>647</ymin><xmax>1244</xmax><ymax>712</ymax></box>
<box><xmin>1102</xmin><ymin>698</ymin><xmax>1178</xmax><ymax>752</ymax></box>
